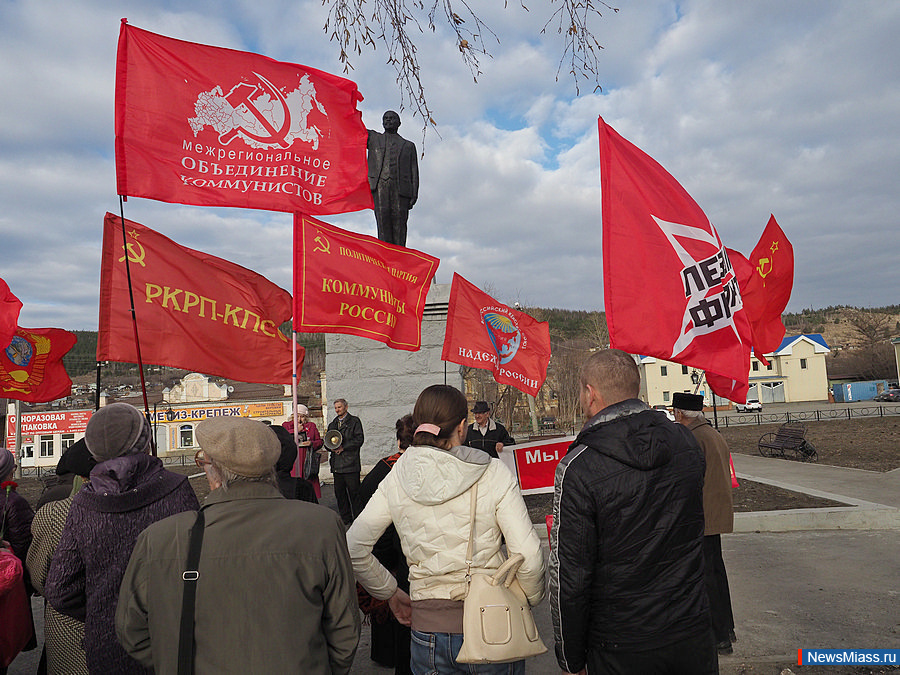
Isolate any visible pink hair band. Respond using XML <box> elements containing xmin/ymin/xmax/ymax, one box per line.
<box><xmin>416</xmin><ymin>423</ymin><xmax>441</xmax><ymax>435</ymax></box>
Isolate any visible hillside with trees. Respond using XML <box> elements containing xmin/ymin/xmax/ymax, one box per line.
<box><xmin>58</xmin><ymin>306</ymin><xmax>899</xmax><ymax>432</ymax></box>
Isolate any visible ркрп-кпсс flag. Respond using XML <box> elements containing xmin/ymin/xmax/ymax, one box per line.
<box><xmin>97</xmin><ymin>213</ymin><xmax>296</xmax><ymax>384</ymax></box>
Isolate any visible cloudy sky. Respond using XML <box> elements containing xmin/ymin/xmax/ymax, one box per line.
<box><xmin>1</xmin><ymin>0</ymin><xmax>898</xmax><ymax>331</ymax></box>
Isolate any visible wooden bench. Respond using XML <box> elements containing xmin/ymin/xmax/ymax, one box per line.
<box><xmin>758</xmin><ymin>422</ymin><xmax>817</xmax><ymax>461</ymax></box>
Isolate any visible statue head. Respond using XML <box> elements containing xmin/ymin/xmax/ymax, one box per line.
<box><xmin>382</xmin><ymin>110</ymin><xmax>401</xmax><ymax>134</ymax></box>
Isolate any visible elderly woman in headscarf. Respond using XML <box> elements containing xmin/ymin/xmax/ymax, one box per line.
<box><xmin>45</xmin><ymin>403</ymin><xmax>199</xmax><ymax>674</ymax></box>
<box><xmin>283</xmin><ymin>404</ymin><xmax>324</xmax><ymax>499</ymax></box>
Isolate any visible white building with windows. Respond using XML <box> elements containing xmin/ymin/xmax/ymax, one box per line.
<box><xmin>636</xmin><ymin>334</ymin><xmax>831</xmax><ymax>407</ymax></box>
<box><xmin>5</xmin><ymin>373</ymin><xmax>304</xmax><ymax>473</ymax></box>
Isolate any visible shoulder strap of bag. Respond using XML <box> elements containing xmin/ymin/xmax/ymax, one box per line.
<box><xmin>178</xmin><ymin>509</ymin><xmax>205</xmax><ymax>675</ymax></box>
<box><xmin>464</xmin><ymin>482</ymin><xmax>477</xmax><ymax>583</ymax></box>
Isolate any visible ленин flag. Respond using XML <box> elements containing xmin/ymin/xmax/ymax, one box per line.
<box><xmin>115</xmin><ymin>21</ymin><xmax>372</xmax><ymax>215</ymax></box>
<box><xmin>293</xmin><ymin>214</ymin><xmax>439</xmax><ymax>350</ymax></box>
<box><xmin>0</xmin><ymin>327</ymin><xmax>76</xmax><ymax>403</ymax></box>
<box><xmin>97</xmin><ymin>213</ymin><xmax>297</xmax><ymax>384</ymax></box>
<box><xmin>442</xmin><ymin>273</ymin><xmax>551</xmax><ymax>397</ymax></box>
<box><xmin>599</xmin><ymin>116</ymin><xmax>751</xmax><ymax>402</ymax></box>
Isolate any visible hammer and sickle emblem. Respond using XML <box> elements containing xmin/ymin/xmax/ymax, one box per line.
<box><xmin>219</xmin><ymin>73</ymin><xmax>292</xmax><ymax>148</ymax></box>
<box><xmin>756</xmin><ymin>257</ymin><xmax>772</xmax><ymax>279</ymax></box>
<box><xmin>119</xmin><ymin>241</ymin><xmax>146</xmax><ymax>268</ymax></box>
<box><xmin>313</xmin><ymin>235</ymin><xmax>331</xmax><ymax>254</ymax></box>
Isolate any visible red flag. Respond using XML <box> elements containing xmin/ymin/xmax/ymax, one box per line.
<box><xmin>115</xmin><ymin>22</ymin><xmax>372</xmax><ymax>215</ymax></box>
<box><xmin>599</xmin><ymin>117</ymin><xmax>751</xmax><ymax>402</ymax></box>
<box><xmin>728</xmin><ymin>215</ymin><xmax>793</xmax><ymax>365</ymax></box>
<box><xmin>442</xmin><ymin>273</ymin><xmax>551</xmax><ymax>397</ymax></box>
<box><xmin>0</xmin><ymin>327</ymin><xmax>76</xmax><ymax>403</ymax></box>
<box><xmin>293</xmin><ymin>214</ymin><xmax>439</xmax><ymax>350</ymax></box>
<box><xmin>0</xmin><ymin>278</ymin><xmax>22</xmax><ymax>349</ymax></box>
<box><xmin>97</xmin><ymin>213</ymin><xmax>297</xmax><ymax>384</ymax></box>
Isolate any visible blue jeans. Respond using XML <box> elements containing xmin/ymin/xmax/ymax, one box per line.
<box><xmin>410</xmin><ymin>630</ymin><xmax>526</xmax><ymax>675</ymax></box>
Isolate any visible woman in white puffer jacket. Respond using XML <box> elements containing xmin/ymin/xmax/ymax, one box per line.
<box><xmin>347</xmin><ymin>384</ymin><xmax>546</xmax><ymax>674</ymax></box>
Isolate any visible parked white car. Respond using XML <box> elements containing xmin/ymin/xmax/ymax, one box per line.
<box><xmin>735</xmin><ymin>399</ymin><xmax>763</xmax><ymax>412</ymax></box>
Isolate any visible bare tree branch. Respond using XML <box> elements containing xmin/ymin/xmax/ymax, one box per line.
<box><xmin>323</xmin><ymin>0</ymin><xmax>617</xmax><ymax>130</ymax></box>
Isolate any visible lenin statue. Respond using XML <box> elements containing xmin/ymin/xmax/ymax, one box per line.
<box><xmin>367</xmin><ymin>110</ymin><xmax>418</xmax><ymax>247</ymax></box>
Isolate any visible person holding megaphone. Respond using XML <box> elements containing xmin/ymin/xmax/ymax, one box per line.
<box><xmin>326</xmin><ymin>398</ymin><xmax>365</xmax><ymax>526</ymax></box>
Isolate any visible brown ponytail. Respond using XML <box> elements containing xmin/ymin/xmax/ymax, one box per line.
<box><xmin>412</xmin><ymin>384</ymin><xmax>468</xmax><ymax>449</ymax></box>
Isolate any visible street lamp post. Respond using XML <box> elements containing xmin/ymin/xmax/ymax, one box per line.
<box><xmin>151</xmin><ymin>401</ymin><xmax>176</xmax><ymax>457</ymax></box>
<box><xmin>690</xmin><ymin>370</ymin><xmax>718</xmax><ymax>428</ymax></box>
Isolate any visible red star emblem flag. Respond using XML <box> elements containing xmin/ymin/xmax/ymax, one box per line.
<box><xmin>727</xmin><ymin>215</ymin><xmax>794</xmax><ymax>366</ymax></box>
<box><xmin>599</xmin><ymin>117</ymin><xmax>751</xmax><ymax>402</ymax></box>
<box><xmin>115</xmin><ymin>21</ymin><xmax>372</xmax><ymax>215</ymax></box>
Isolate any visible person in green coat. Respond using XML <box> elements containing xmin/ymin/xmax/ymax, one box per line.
<box><xmin>116</xmin><ymin>416</ymin><xmax>360</xmax><ymax>674</ymax></box>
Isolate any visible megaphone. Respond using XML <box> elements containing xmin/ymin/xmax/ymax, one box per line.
<box><xmin>324</xmin><ymin>429</ymin><xmax>343</xmax><ymax>451</ymax></box>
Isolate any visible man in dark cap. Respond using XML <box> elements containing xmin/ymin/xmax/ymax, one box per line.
<box><xmin>36</xmin><ymin>439</ymin><xmax>96</xmax><ymax>509</ymax></box>
<box><xmin>673</xmin><ymin>391</ymin><xmax>737</xmax><ymax>655</ymax></box>
<box><xmin>464</xmin><ymin>401</ymin><xmax>515</xmax><ymax>458</ymax></box>
<box><xmin>117</xmin><ymin>416</ymin><xmax>359</xmax><ymax>674</ymax></box>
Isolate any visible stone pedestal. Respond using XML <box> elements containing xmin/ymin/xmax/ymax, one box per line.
<box><xmin>323</xmin><ymin>283</ymin><xmax>462</xmax><ymax>468</ymax></box>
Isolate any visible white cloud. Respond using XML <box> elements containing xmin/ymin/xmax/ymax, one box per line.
<box><xmin>1</xmin><ymin>0</ymin><xmax>899</xmax><ymax>336</ymax></box>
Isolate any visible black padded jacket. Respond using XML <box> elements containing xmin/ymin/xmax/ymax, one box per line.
<box><xmin>549</xmin><ymin>399</ymin><xmax>710</xmax><ymax>673</ymax></box>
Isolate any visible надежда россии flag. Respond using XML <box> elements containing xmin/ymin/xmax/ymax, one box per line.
<box><xmin>442</xmin><ymin>273</ymin><xmax>551</xmax><ymax>397</ymax></box>
<box><xmin>97</xmin><ymin>213</ymin><xmax>297</xmax><ymax>384</ymax></box>
<box><xmin>115</xmin><ymin>21</ymin><xmax>371</xmax><ymax>215</ymax></box>
<box><xmin>599</xmin><ymin>116</ymin><xmax>752</xmax><ymax>402</ymax></box>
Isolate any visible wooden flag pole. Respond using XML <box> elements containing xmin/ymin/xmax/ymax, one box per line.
<box><xmin>117</xmin><ymin>196</ymin><xmax>154</xmax><ymax>454</ymax></box>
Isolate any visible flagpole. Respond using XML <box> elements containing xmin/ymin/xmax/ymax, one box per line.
<box><xmin>292</xmin><ymin>329</ymin><xmax>301</xmax><ymax>477</ymax></box>
<box><xmin>117</xmin><ymin>196</ymin><xmax>154</xmax><ymax>454</ymax></box>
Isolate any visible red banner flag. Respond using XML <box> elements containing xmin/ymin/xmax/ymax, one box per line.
<box><xmin>97</xmin><ymin>213</ymin><xmax>297</xmax><ymax>384</ymax></box>
<box><xmin>442</xmin><ymin>273</ymin><xmax>551</xmax><ymax>397</ymax></box>
<box><xmin>293</xmin><ymin>214</ymin><xmax>439</xmax><ymax>350</ymax></box>
<box><xmin>599</xmin><ymin>117</ymin><xmax>751</xmax><ymax>402</ymax></box>
<box><xmin>115</xmin><ymin>22</ymin><xmax>372</xmax><ymax>215</ymax></box>
<box><xmin>0</xmin><ymin>278</ymin><xmax>22</xmax><ymax>349</ymax></box>
<box><xmin>728</xmin><ymin>215</ymin><xmax>793</xmax><ymax>365</ymax></box>
<box><xmin>0</xmin><ymin>327</ymin><xmax>76</xmax><ymax>403</ymax></box>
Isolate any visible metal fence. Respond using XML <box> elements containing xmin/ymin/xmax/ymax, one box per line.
<box><xmin>716</xmin><ymin>404</ymin><xmax>900</xmax><ymax>427</ymax></box>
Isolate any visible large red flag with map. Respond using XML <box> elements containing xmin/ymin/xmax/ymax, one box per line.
<box><xmin>97</xmin><ymin>213</ymin><xmax>296</xmax><ymax>384</ymax></box>
<box><xmin>599</xmin><ymin>117</ymin><xmax>751</xmax><ymax>402</ymax></box>
<box><xmin>0</xmin><ymin>327</ymin><xmax>76</xmax><ymax>403</ymax></box>
<box><xmin>442</xmin><ymin>274</ymin><xmax>551</xmax><ymax>397</ymax></box>
<box><xmin>115</xmin><ymin>21</ymin><xmax>371</xmax><ymax>215</ymax></box>
<box><xmin>1</xmin><ymin>278</ymin><xmax>22</xmax><ymax>350</ymax></box>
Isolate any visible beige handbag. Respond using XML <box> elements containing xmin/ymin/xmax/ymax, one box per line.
<box><xmin>453</xmin><ymin>483</ymin><xmax>548</xmax><ymax>664</ymax></box>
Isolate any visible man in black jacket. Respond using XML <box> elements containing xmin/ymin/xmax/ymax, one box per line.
<box><xmin>326</xmin><ymin>398</ymin><xmax>365</xmax><ymax>525</ymax></box>
<box><xmin>464</xmin><ymin>401</ymin><xmax>515</xmax><ymax>459</ymax></box>
<box><xmin>549</xmin><ymin>349</ymin><xmax>717</xmax><ymax>674</ymax></box>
